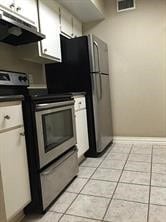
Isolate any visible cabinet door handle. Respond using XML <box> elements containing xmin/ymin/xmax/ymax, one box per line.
<box><xmin>16</xmin><ymin>6</ymin><xmax>21</xmax><ymax>12</ymax></box>
<box><xmin>79</xmin><ymin>102</ymin><xmax>82</xmax><ymax>104</ymax></box>
<box><xmin>20</xmin><ymin>132</ymin><xmax>25</xmax><ymax>136</ymax></box>
<box><xmin>4</xmin><ymin>115</ymin><xmax>10</xmax><ymax>120</ymax></box>
<box><xmin>44</xmin><ymin>48</ymin><xmax>47</xmax><ymax>53</ymax></box>
<box><xmin>9</xmin><ymin>3</ymin><xmax>15</xmax><ymax>9</ymax></box>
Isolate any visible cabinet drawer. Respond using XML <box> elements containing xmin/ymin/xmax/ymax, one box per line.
<box><xmin>74</xmin><ymin>96</ymin><xmax>86</xmax><ymax>111</ymax></box>
<box><xmin>0</xmin><ymin>101</ymin><xmax>23</xmax><ymax>131</ymax></box>
<box><xmin>40</xmin><ymin>149</ymin><xmax>78</xmax><ymax>210</ymax></box>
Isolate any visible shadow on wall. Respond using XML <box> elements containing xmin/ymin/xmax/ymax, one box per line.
<box><xmin>0</xmin><ymin>42</ymin><xmax>45</xmax><ymax>87</ymax></box>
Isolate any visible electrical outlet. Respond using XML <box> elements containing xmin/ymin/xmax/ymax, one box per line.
<box><xmin>28</xmin><ymin>74</ymin><xmax>33</xmax><ymax>84</ymax></box>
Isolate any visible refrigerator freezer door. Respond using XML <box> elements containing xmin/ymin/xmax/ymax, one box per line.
<box><xmin>88</xmin><ymin>35</ymin><xmax>109</xmax><ymax>74</ymax></box>
<box><xmin>91</xmin><ymin>73</ymin><xmax>113</xmax><ymax>153</ymax></box>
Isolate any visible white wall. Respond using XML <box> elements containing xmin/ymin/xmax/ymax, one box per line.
<box><xmin>90</xmin><ymin>0</ymin><xmax>105</xmax><ymax>14</ymax></box>
<box><xmin>84</xmin><ymin>0</ymin><xmax>166</xmax><ymax>137</ymax></box>
<box><xmin>0</xmin><ymin>43</ymin><xmax>46</xmax><ymax>87</ymax></box>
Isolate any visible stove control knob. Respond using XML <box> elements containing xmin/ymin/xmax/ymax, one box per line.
<box><xmin>18</xmin><ymin>76</ymin><xmax>24</xmax><ymax>81</ymax></box>
<box><xmin>19</xmin><ymin>76</ymin><xmax>27</xmax><ymax>82</ymax></box>
<box><xmin>23</xmin><ymin>76</ymin><xmax>27</xmax><ymax>82</ymax></box>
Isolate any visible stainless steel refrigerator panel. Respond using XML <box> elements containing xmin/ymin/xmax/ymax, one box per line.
<box><xmin>91</xmin><ymin>73</ymin><xmax>113</xmax><ymax>153</ymax></box>
<box><xmin>88</xmin><ymin>35</ymin><xmax>109</xmax><ymax>74</ymax></box>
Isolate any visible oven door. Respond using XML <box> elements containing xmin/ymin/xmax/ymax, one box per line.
<box><xmin>35</xmin><ymin>100</ymin><xmax>76</xmax><ymax>169</ymax></box>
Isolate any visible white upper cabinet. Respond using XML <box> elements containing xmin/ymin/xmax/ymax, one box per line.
<box><xmin>56</xmin><ymin>0</ymin><xmax>105</xmax><ymax>23</ymax></box>
<box><xmin>0</xmin><ymin>0</ymin><xmax>38</xmax><ymax>26</ymax></box>
<box><xmin>0</xmin><ymin>0</ymin><xmax>15</xmax><ymax>11</ymax></box>
<box><xmin>17</xmin><ymin>0</ymin><xmax>83</xmax><ymax>63</ymax></box>
<box><xmin>38</xmin><ymin>0</ymin><xmax>61</xmax><ymax>61</ymax></box>
<box><xmin>14</xmin><ymin>0</ymin><xmax>38</xmax><ymax>26</ymax></box>
<box><xmin>73</xmin><ymin>17</ymin><xmax>82</xmax><ymax>37</ymax></box>
<box><xmin>60</xmin><ymin>6</ymin><xmax>82</xmax><ymax>38</ymax></box>
<box><xmin>60</xmin><ymin>6</ymin><xmax>73</xmax><ymax>38</ymax></box>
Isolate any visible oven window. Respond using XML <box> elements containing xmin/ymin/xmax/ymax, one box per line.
<box><xmin>42</xmin><ymin>109</ymin><xmax>74</xmax><ymax>153</ymax></box>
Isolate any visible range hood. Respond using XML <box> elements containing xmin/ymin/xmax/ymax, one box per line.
<box><xmin>0</xmin><ymin>10</ymin><xmax>45</xmax><ymax>45</ymax></box>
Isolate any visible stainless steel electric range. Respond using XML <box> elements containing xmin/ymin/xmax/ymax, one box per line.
<box><xmin>25</xmin><ymin>89</ymin><xmax>78</xmax><ymax>214</ymax></box>
<box><xmin>0</xmin><ymin>70</ymin><xmax>79</xmax><ymax>214</ymax></box>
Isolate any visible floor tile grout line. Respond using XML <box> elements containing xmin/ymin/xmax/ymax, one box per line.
<box><xmin>64</xmin><ymin>212</ymin><xmax>102</xmax><ymax>221</ymax></box>
<box><xmin>150</xmin><ymin>184</ymin><xmax>166</xmax><ymax>188</ymax></box>
<box><xmin>147</xmin><ymin>202</ymin><xmax>166</xmax><ymax>207</ymax></box>
<box><xmin>151</xmin><ymin>162</ymin><xmax>166</xmax><ymax>165</ymax></box>
<box><xmin>150</xmin><ymin>171</ymin><xmax>166</xmax><ymax>176</ymax></box>
<box><xmin>99</xmin><ymin>166</ymin><xmax>149</xmax><ymax>170</ymax></box>
<box><xmin>122</xmin><ymin>169</ymin><xmax>151</xmax><ymax>173</ymax></box>
<box><xmin>111</xmin><ymin>197</ymin><xmax>149</xmax><ymax>205</ymax></box>
<box><xmin>147</xmin><ymin>145</ymin><xmax>153</xmax><ymax>222</ymax></box>
<box><xmin>67</xmin><ymin>177</ymin><xmax>151</xmax><ymax>187</ymax></box>
<box><xmin>101</xmin><ymin>144</ymin><xmax>133</xmax><ymax>222</ymax></box>
<box><xmin>66</xmin><ymin>192</ymin><xmax>112</xmax><ymax>199</ymax></box>
<box><xmin>57</xmin><ymin>144</ymin><xmax>115</xmax><ymax>221</ymax></box>
<box><xmin>111</xmin><ymin>181</ymin><xmax>150</xmax><ymax>187</ymax></box>
<box><xmin>63</xmin><ymin>192</ymin><xmax>149</xmax><ymax>204</ymax></box>
<box><xmin>126</xmin><ymin>160</ymin><xmax>151</xmax><ymax>163</ymax></box>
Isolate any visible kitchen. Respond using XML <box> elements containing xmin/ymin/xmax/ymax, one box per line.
<box><xmin>0</xmin><ymin>0</ymin><xmax>166</xmax><ymax>222</ymax></box>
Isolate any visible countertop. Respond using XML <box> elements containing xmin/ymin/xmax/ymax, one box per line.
<box><xmin>66</xmin><ymin>92</ymin><xmax>86</xmax><ymax>96</ymax></box>
<box><xmin>0</xmin><ymin>95</ymin><xmax>24</xmax><ymax>102</ymax></box>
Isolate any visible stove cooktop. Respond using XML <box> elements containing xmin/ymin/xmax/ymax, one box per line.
<box><xmin>28</xmin><ymin>88</ymin><xmax>73</xmax><ymax>102</ymax></box>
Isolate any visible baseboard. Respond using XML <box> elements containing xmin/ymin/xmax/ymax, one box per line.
<box><xmin>113</xmin><ymin>136</ymin><xmax>166</xmax><ymax>144</ymax></box>
<box><xmin>9</xmin><ymin>211</ymin><xmax>25</xmax><ymax>222</ymax></box>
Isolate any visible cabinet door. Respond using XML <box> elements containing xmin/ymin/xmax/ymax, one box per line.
<box><xmin>15</xmin><ymin>0</ymin><xmax>38</xmax><ymax>26</ymax></box>
<box><xmin>0</xmin><ymin>0</ymin><xmax>15</xmax><ymax>11</ymax></box>
<box><xmin>73</xmin><ymin>17</ymin><xmax>82</xmax><ymax>37</ymax></box>
<box><xmin>60</xmin><ymin>7</ymin><xmax>73</xmax><ymax>38</ymax></box>
<box><xmin>0</xmin><ymin>127</ymin><xmax>31</xmax><ymax>221</ymax></box>
<box><xmin>38</xmin><ymin>0</ymin><xmax>61</xmax><ymax>61</ymax></box>
<box><xmin>75</xmin><ymin>109</ymin><xmax>89</xmax><ymax>159</ymax></box>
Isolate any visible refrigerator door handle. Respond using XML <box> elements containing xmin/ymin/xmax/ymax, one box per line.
<box><xmin>99</xmin><ymin>72</ymin><xmax>102</xmax><ymax>99</ymax></box>
<box><xmin>93</xmin><ymin>41</ymin><xmax>103</xmax><ymax>99</ymax></box>
<box><xmin>93</xmin><ymin>73</ymin><xmax>100</xmax><ymax>101</ymax></box>
<box><xmin>93</xmin><ymin>41</ymin><xmax>102</xmax><ymax>99</ymax></box>
<box><xmin>93</xmin><ymin>41</ymin><xmax>101</xmax><ymax>73</ymax></box>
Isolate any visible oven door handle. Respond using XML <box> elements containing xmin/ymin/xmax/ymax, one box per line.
<box><xmin>41</xmin><ymin>148</ymin><xmax>77</xmax><ymax>175</ymax></box>
<box><xmin>35</xmin><ymin>100</ymin><xmax>74</xmax><ymax>111</ymax></box>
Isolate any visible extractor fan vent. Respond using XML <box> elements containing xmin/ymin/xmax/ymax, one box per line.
<box><xmin>117</xmin><ymin>0</ymin><xmax>136</xmax><ymax>12</ymax></box>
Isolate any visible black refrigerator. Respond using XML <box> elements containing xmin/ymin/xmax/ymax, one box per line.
<box><xmin>46</xmin><ymin>34</ymin><xmax>113</xmax><ymax>157</ymax></box>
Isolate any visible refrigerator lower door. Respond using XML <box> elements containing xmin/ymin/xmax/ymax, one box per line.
<box><xmin>91</xmin><ymin>73</ymin><xmax>113</xmax><ymax>153</ymax></box>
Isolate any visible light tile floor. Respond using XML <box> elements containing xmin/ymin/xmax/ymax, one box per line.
<box><xmin>23</xmin><ymin>143</ymin><xmax>166</xmax><ymax>222</ymax></box>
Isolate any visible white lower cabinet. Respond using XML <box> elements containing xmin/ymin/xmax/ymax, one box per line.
<box><xmin>0</xmin><ymin>102</ymin><xmax>31</xmax><ymax>221</ymax></box>
<box><xmin>74</xmin><ymin>96</ymin><xmax>89</xmax><ymax>159</ymax></box>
